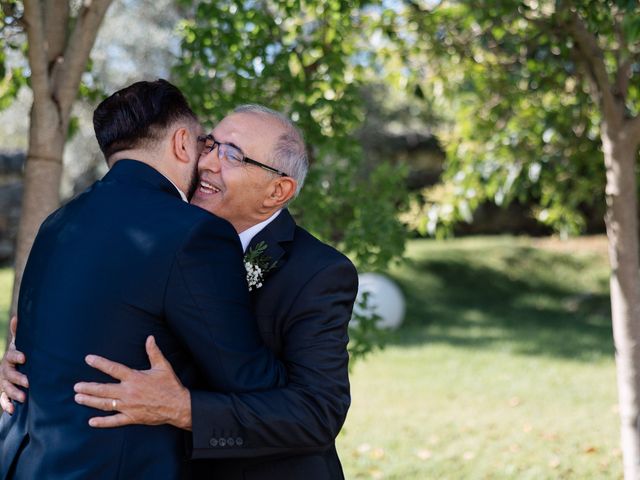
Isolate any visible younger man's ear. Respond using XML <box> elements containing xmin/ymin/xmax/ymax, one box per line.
<box><xmin>172</xmin><ymin>127</ymin><xmax>191</xmax><ymax>163</ymax></box>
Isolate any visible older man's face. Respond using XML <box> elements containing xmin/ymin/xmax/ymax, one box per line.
<box><xmin>191</xmin><ymin>112</ymin><xmax>283</xmax><ymax>233</ymax></box>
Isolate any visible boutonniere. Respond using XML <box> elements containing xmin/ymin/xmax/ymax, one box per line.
<box><xmin>244</xmin><ymin>241</ymin><xmax>277</xmax><ymax>291</ymax></box>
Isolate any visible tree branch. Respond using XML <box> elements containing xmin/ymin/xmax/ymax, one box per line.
<box><xmin>560</xmin><ymin>8</ymin><xmax>621</xmax><ymax>122</ymax></box>
<box><xmin>22</xmin><ymin>0</ymin><xmax>50</xmax><ymax>103</ymax></box>
<box><xmin>612</xmin><ymin>5</ymin><xmax>627</xmax><ymax>67</ymax></box>
<box><xmin>627</xmin><ymin>115</ymin><xmax>640</xmax><ymax>149</ymax></box>
<box><xmin>44</xmin><ymin>0</ymin><xmax>69</xmax><ymax>66</ymax></box>
<box><xmin>611</xmin><ymin>7</ymin><xmax>632</xmax><ymax>104</ymax></box>
<box><xmin>615</xmin><ymin>57</ymin><xmax>632</xmax><ymax>99</ymax></box>
<box><xmin>52</xmin><ymin>0</ymin><xmax>113</xmax><ymax>116</ymax></box>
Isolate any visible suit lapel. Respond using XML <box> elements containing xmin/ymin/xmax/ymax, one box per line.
<box><xmin>247</xmin><ymin>209</ymin><xmax>296</xmax><ymax>273</ymax></box>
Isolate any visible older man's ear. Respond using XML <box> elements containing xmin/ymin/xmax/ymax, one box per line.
<box><xmin>265</xmin><ymin>177</ymin><xmax>297</xmax><ymax>209</ymax></box>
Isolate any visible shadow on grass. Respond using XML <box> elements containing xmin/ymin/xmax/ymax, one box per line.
<box><xmin>387</xmin><ymin>244</ymin><xmax>613</xmax><ymax>361</ymax></box>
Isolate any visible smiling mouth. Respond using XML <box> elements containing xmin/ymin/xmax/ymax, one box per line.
<box><xmin>199</xmin><ymin>180</ymin><xmax>221</xmax><ymax>194</ymax></box>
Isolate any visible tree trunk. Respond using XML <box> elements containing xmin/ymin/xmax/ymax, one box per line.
<box><xmin>6</xmin><ymin>0</ymin><xmax>114</xmax><ymax>339</ymax></box>
<box><xmin>10</xmin><ymin>95</ymin><xmax>66</xmax><ymax>318</ymax></box>
<box><xmin>602</xmin><ymin>122</ymin><xmax>640</xmax><ymax>479</ymax></box>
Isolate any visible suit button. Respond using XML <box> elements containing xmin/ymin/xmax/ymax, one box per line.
<box><xmin>219</xmin><ymin>437</ymin><xmax>227</xmax><ymax>447</ymax></box>
<box><xmin>236</xmin><ymin>437</ymin><xmax>244</xmax><ymax>446</ymax></box>
<box><xmin>227</xmin><ymin>437</ymin><xmax>235</xmax><ymax>446</ymax></box>
<box><xmin>209</xmin><ymin>438</ymin><xmax>218</xmax><ymax>447</ymax></box>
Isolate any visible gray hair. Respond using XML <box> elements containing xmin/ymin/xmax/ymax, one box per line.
<box><xmin>233</xmin><ymin>104</ymin><xmax>308</xmax><ymax>198</ymax></box>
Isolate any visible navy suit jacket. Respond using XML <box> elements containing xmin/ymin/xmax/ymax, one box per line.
<box><xmin>190</xmin><ymin>209</ymin><xmax>358</xmax><ymax>480</ymax></box>
<box><xmin>0</xmin><ymin>160</ymin><xmax>286</xmax><ymax>480</ymax></box>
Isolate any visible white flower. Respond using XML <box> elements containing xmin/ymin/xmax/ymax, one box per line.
<box><xmin>243</xmin><ymin>241</ymin><xmax>276</xmax><ymax>291</ymax></box>
<box><xmin>245</xmin><ymin>261</ymin><xmax>266</xmax><ymax>290</ymax></box>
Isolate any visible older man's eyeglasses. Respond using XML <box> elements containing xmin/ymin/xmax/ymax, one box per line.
<box><xmin>197</xmin><ymin>134</ymin><xmax>288</xmax><ymax>177</ymax></box>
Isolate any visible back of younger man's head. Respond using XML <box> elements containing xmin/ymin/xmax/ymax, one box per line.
<box><xmin>93</xmin><ymin>79</ymin><xmax>198</xmax><ymax>161</ymax></box>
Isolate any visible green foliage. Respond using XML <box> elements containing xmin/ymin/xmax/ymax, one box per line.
<box><xmin>174</xmin><ymin>0</ymin><xmax>409</xmax><ymax>270</ymax></box>
<box><xmin>348</xmin><ymin>290</ymin><xmax>386</xmax><ymax>365</ymax></box>
<box><xmin>244</xmin><ymin>241</ymin><xmax>277</xmax><ymax>274</ymax></box>
<box><xmin>398</xmin><ymin>0</ymin><xmax>639</xmax><ymax>236</ymax></box>
<box><xmin>0</xmin><ymin>1</ymin><xmax>26</xmax><ymax>111</ymax></box>
<box><xmin>77</xmin><ymin>58</ymin><xmax>109</xmax><ymax>103</ymax></box>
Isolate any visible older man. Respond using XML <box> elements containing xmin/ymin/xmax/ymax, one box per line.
<box><xmin>2</xmin><ymin>104</ymin><xmax>358</xmax><ymax>479</ymax></box>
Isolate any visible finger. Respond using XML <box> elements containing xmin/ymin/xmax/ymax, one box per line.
<box><xmin>0</xmin><ymin>392</ymin><xmax>14</xmax><ymax>415</ymax></box>
<box><xmin>88</xmin><ymin>413</ymin><xmax>132</xmax><ymax>428</ymax></box>
<box><xmin>74</xmin><ymin>393</ymin><xmax>121</xmax><ymax>412</ymax></box>
<box><xmin>9</xmin><ymin>316</ymin><xmax>17</xmax><ymax>339</ymax></box>
<box><xmin>5</xmin><ymin>367</ymin><xmax>29</xmax><ymax>389</ymax></box>
<box><xmin>74</xmin><ymin>381</ymin><xmax>120</xmax><ymax>399</ymax></box>
<box><xmin>5</xmin><ymin>349</ymin><xmax>26</xmax><ymax>366</ymax></box>
<box><xmin>146</xmin><ymin>336</ymin><xmax>170</xmax><ymax>369</ymax></box>
<box><xmin>0</xmin><ymin>380</ymin><xmax>25</xmax><ymax>403</ymax></box>
<box><xmin>85</xmin><ymin>355</ymin><xmax>131</xmax><ymax>381</ymax></box>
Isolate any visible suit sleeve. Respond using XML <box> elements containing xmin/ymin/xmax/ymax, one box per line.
<box><xmin>189</xmin><ymin>257</ymin><xmax>358</xmax><ymax>459</ymax></box>
<box><xmin>164</xmin><ymin>215</ymin><xmax>287</xmax><ymax>393</ymax></box>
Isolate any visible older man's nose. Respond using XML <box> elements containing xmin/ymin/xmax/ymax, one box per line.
<box><xmin>198</xmin><ymin>149</ymin><xmax>222</xmax><ymax>173</ymax></box>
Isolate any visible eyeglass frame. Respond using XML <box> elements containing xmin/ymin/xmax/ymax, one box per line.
<box><xmin>197</xmin><ymin>134</ymin><xmax>289</xmax><ymax>177</ymax></box>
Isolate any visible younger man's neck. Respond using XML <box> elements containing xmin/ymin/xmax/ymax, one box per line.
<box><xmin>108</xmin><ymin>151</ymin><xmax>187</xmax><ymax>195</ymax></box>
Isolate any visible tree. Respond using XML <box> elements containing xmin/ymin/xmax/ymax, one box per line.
<box><xmin>1</xmin><ymin>0</ymin><xmax>409</xmax><ymax>360</ymax></box>
<box><xmin>3</xmin><ymin>0</ymin><xmax>409</xmax><ymax>314</ymax></box>
<box><xmin>2</xmin><ymin>0</ymin><xmax>113</xmax><ymax>318</ymax></box>
<box><xmin>403</xmin><ymin>1</ymin><xmax>640</xmax><ymax>475</ymax></box>
<box><xmin>175</xmin><ymin>0</ymin><xmax>409</xmax><ymax>271</ymax></box>
<box><xmin>174</xmin><ymin>0</ymin><xmax>412</xmax><ymax>363</ymax></box>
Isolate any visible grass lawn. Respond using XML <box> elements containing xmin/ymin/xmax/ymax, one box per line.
<box><xmin>0</xmin><ymin>236</ymin><xmax>620</xmax><ymax>478</ymax></box>
<box><xmin>338</xmin><ymin>236</ymin><xmax>619</xmax><ymax>479</ymax></box>
<box><xmin>0</xmin><ymin>268</ymin><xmax>11</xmax><ymax>349</ymax></box>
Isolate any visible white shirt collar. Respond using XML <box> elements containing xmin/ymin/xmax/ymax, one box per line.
<box><xmin>156</xmin><ymin>170</ymin><xmax>189</xmax><ymax>203</ymax></box>
<box><xmin>168</xmin><ymin>178</ymin><xmax>188</xmax><ymax>202</ymax></box>
<box><xmin>239</xmin><ymin>210</ymin><xmax>282</xmax><ymax>253</ymax></box>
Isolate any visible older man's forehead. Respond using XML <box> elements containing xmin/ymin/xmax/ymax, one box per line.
<box><xmin>211</xmin><ymin>114</ymin><xmax>246</xmax><ymax>143</ymax></box>
<box><xmin>217</xmin><ymin>112</ymin><xmax>279</xmax><ymax>150</ymax></box>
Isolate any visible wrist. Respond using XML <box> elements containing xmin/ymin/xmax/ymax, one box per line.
<box><xmin>171</xmin><ymin>386</ymin><xmax>192</xmax><ymax>431</ymax></box>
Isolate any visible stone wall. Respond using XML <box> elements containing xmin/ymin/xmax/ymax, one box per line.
<box><xmin>0</xmin><ymin>152</ymin><xmax>24</xmax><ymax>264</ymax></box>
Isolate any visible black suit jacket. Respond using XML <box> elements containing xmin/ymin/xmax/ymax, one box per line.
<box><xmin>0</xmin><ymin>160</ymin><xmax>286</xmax><ymax>480</ymax></box>
<box><xmin>190</xmin><ymin>209</ymin><xmax>358</xmax><ymax>480</ymax></box>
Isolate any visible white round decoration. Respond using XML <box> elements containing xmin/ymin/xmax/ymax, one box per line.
<box><xmin>353</xmin><ymin>273</ymin><xmax>406</xmax><ymax>330</ymax></box>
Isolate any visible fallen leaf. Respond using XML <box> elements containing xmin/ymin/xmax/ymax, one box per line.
<box><xmin>371</xmin><ymin>447</ymin><xmax>385</xmax><ymax>460</ymax></box>
<box><xmin>357</xmin><ymin>443</ymin><xmax>371</xmax><ymax>455</ymax></box>
<box><xmin>509</xmin><ymin>397</ymin><xmax>521</xmax><ymax>408</ymax></box>
<box><xmin>463</xmin><ymin>451</ymin><xmax>476</xmax><ymax>461</ymax></box>
<box><xmin>416</xmin><ymin>449</ymin><xmax>432</xmax><ymax>460</ymax></box>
